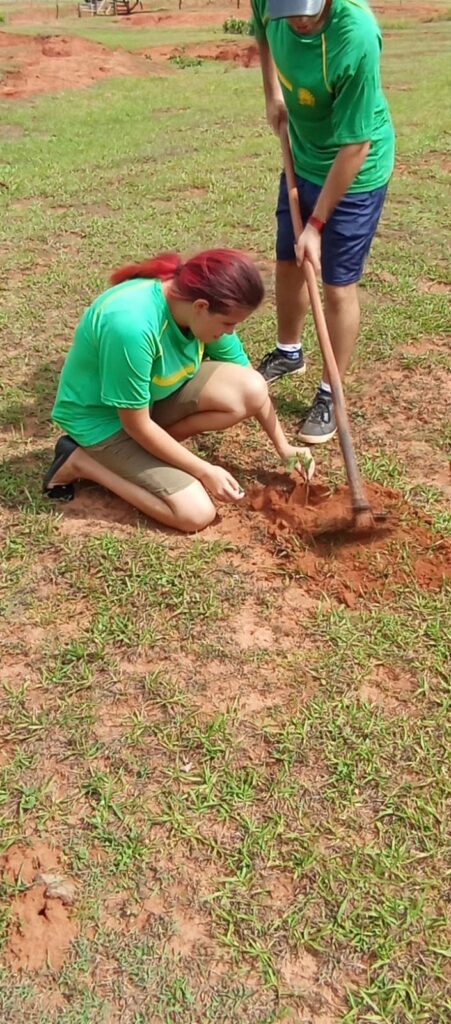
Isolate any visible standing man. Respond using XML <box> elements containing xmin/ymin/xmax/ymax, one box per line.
<box><xmin>253</xmin><ymin>0</ymin><xmax>395</xmax><ymax>443</ymax></box>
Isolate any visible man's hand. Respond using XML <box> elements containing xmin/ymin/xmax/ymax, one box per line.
<box><xmin>266</xmin><ymin>96</ymin><xmax>287</xmax><ymax>135</ymax></box>
<box><xmin>294</xmin><ymin>222</ymin><xmax>322</xmax><ymax>276</ymax></box>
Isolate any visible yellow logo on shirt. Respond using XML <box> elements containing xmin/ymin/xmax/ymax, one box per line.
<box><xmin>298</xmin><ymin>88</ymin><xmax>315</xmax><ymax>107</ymax></box>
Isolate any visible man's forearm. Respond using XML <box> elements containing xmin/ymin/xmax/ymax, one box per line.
<box><xmin>313</xmin><ymin>142</ymin><xmax>371</xmax><ymax>223</ymax></box>
<box><xmin>255</xmin><ymin>393</ymin><xmax>292</xmax><ymax>458</ymax></box>
<box><xmin>257</xmin><ymin>38</ymin><xmax>283</xmax><ymax>104</ymax></box>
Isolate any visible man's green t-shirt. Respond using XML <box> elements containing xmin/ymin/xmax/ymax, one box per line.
<box><xmin>252</xmin><ymin>0</ymin><xmax>395</xmax><ymax>191</ymax></box>
<box><xmin>52</xmin><ymin>278</ymin><xmax>249</xmax><ymax>447</ymax></box>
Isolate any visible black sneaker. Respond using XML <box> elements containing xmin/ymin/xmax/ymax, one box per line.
<box><xmin>298</xmin><ymin>391</ymin><xmax>337</xmax><ymax>444</ymax></box>
<box><xmin>256</xmin><ymin>347</ymin><xmax>305</xmax><ymax>384</ymax></box>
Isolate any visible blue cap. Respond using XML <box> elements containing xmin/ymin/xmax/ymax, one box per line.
<box><xmin>268</xmin><ymin>0</ymin><xmax>325</xmax><ymax>18</ymax></box>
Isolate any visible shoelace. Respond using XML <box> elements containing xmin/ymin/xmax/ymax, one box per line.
<box><xmin>261</xmin><ymin>350</ymin><xmax>300</xmax><ymax>367</ymax></box>
<box><xmin>308</xmin><ymin>394</ymin><xmax>333</xmax><ymax>424</ymax></box>
<box><xmin>260</xmin><ymin>351</ymin><xmax>277</xmax><ymax>366</ymax></box>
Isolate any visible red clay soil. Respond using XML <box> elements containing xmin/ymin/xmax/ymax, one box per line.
<box><xmin>144</xmin><ymin>39</ymin><xmax>259</xmax><ymax>65</ymax></box>
<box><xmin>1</xmin><ymin>841</ymin><xmax>78</xmax><ymax>972</ymax></box>
<box><xmin>0</xmin><ymin>31</ymin><xmax>159</xmax><ymax>99</ymax></box>
<box><xmin>249</xmin><ymin>474</ymin><xmax>450</xmax><ymax>605</ymax></box>
<box><xmin>50</xmin><ymin>469</ymin><xmax>450</xmax><ymax>609</ymax></box>
<box><xmin>0</xmin><ymin>30</ymin><xmax>257</xmax><ymax>99</ymax></box>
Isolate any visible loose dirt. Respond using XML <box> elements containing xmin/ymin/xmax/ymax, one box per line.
<box><xmin>53</xmin><ymin>465</ymin><xmax>450</xmax><ymax>610</ymax></box>
<box><xmin>1</xmin><ymin>841</ymin><xmax>78</xmax><ymax>972</ymax></box>
<box><xmin>249</xmin><ymin>474</ymin><xmax>450</xmax><ymax>604</ymax></box>
<box><xmin>250</xmin><ymin>475</ymin><xmax>390</xmax><ymax>539</ymax></box>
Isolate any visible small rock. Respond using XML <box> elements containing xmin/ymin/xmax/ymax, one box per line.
<box><xmin>34</xmin><ymin>873</ymin><xmax>77</xmax><ymax>906</ymax></box>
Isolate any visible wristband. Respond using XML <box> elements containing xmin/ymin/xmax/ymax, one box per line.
<box><xmin>308</xmin><ymin>215</ymin><xmax>326</xmax><ymax>234</ymax></box>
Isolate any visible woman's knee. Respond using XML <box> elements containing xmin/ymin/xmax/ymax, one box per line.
<box><xmin>167</xmin><ymin>481</ymin><xmax>216</xmax><ymax>533</ymax></box>
<box><xmin>241</xmin><ymin>368</ymin><xmax>269</xmax><ymax>416</ymax></box>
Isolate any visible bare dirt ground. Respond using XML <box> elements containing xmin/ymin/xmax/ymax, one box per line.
<box><xmin>1</xmin><ymin>842</ymin><xmax>78</xmax><ymax>971</ymax></box>
<box><xmin>0</xmin><ymin>30</ymin><xmax>167</xmax><ymax>98</ymax></box>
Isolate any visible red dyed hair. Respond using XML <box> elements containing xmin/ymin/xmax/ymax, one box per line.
<box><xmin>110</xmin><ymin>249</ymin><xmax>264</xmax><ymax>313</ymax></box>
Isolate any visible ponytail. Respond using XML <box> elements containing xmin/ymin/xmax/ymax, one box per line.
<box><xmin>109</xmin><ymin>248</ymin><xmax>264</xmax><ymax>313</ymax></box>
<box><xmin>110</xmin><ymin>253</ymin><xmax>182</xmax><ymax>287</ymax></box>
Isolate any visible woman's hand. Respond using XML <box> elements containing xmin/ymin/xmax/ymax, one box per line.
<box><xmin>280</xmin><ymin>444</ymin><xmax>315</xmax><ymax>481</ymax></box>
<box><xmin>200</xmin><ymin>464</ymin><xmax>244</xmax><ymax>503</ymax></box>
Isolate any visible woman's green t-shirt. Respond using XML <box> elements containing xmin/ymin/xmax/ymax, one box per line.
<box><xmin>52</xmin><ymin>278</ymin><xmax>249</xmax><ymax>447</ymax></box>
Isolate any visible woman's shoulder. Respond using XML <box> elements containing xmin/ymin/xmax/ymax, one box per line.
<box><xmin>88</xmin><ymin>279</ymin><xmax>165</xmax><ymax>340</ymax></box>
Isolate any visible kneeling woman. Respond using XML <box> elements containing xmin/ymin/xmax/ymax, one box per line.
<box><xmin>44</xmin><ymin>248</ymin><xmax>313</xmax><ymax>533</ymax></box>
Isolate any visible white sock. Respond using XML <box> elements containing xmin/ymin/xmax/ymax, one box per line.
<box><xmin>319</xmin><ymin>380</ymin><xmax>332</xmax><ymax>394</ymax></box>
<box><xmin>277</xmin><ymin>342</ymin><xmax>301</xmax><ymax>353</ymax></box>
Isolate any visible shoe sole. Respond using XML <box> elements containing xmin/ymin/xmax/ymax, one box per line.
<box><xmin>297</xmin><ymin>427</ymin><xmax>337</xmax><ymax>445</ymax></box>
<box><xmin>265</xmin><ymin>364</ymin><xmax>306</xmax><ymax>385</ymax></box>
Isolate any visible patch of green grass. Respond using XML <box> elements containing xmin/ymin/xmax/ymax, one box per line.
<box><xmin>0</xmin><ymin>19</ymin><xmax>225</xmax><ymax>50</ymax></box>
<box><xmin>168</xmin><ymin>52</ymin><xmax>204</xmax><ymax>69</ymax></box>
<box><xmin>223</xmin><ymin>17</ymin><xmax>253</xmax><ymax>36</ymax></box>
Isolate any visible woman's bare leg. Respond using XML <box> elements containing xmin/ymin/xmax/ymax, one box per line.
<box><xmin>165</xmin><ymin>364</ymin><xmax>299</xmax><ymax>459</ymax></box>
<box><xmin>47</xmin><ymin>448</ymin><xmax>215</xmax><ymax>533</ymax></box>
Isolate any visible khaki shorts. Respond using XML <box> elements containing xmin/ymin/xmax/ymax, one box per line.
<box><xmin>85</xmin><ymin>362</ymin><xmax>221</xmax><ymax>497</ymax></box>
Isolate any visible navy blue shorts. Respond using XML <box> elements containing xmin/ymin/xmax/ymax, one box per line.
<box><xmin>276</xmin><ymin>172</ymin><xmax>388</xmax><ymax>286</ymax></box>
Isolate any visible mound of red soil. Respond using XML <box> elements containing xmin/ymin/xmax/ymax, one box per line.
<box><xmin>1</xmin><ymin>842</ymin><xmax>78</xmax><ymax>972</ymax></box>
<box><xmin>250</xmin><ymin>474</ymin><xmax>450</xmax><ymax>605</ymax></box>
<box><xmin>251</xmin><ymin>475</ymin><xmax>391</xmax><ymax>538</ymax></box>
<box><xmin>0</xmin><ymin>30</ymin><xmax>162</xmax><ymax>98</ymax></box>
<box><xmin>199</xmin><ymin>41</ymin><xmax>259</xmax><ymax>66</ymax></box>
<box><xmin>143</xmin><ymin>40</ymin><xmax>259</xmax><ymax>67</ymax></box>
<box><xmin>0</xmin><ymin>29</ymin><xmax>257</xmax><ymax>98</ymax></box>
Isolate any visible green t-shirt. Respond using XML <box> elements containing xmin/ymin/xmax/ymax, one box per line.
<box><xmin>52</xmin><ymin>278</ymin><xmax>249</xmax><ymax>447</ymax></box>
<box><xmin>252</xmin><ymin>0</ymin><xmax>395</xmax><ymax>191</ymax></box>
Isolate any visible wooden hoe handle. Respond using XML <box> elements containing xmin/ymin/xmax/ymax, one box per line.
<box><xmin>279</xmin><ymin>124</ymin><xmax>371</xmax><ymax>514</ymax></box>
